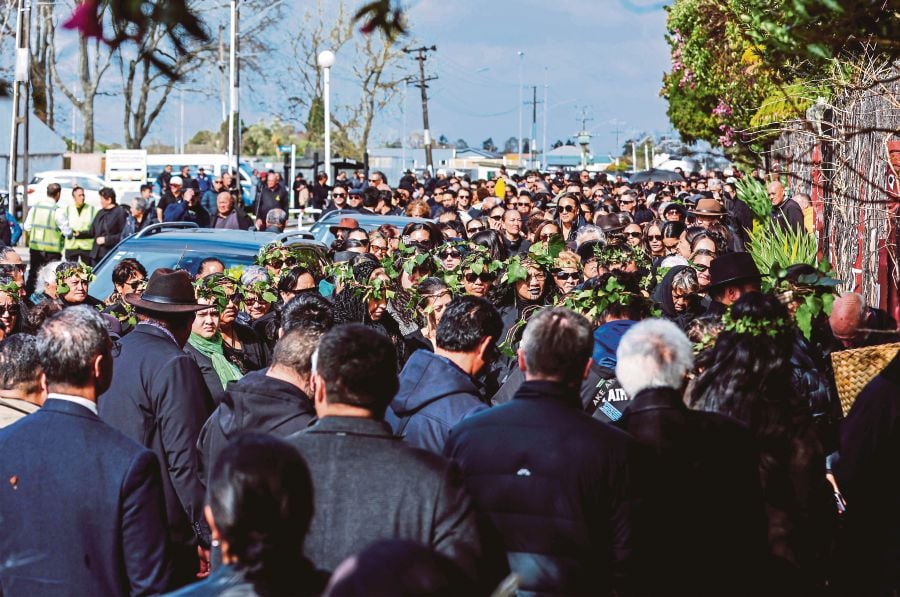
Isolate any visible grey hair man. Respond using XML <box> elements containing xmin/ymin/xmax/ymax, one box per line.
<box><xmin>612</xmin><ymin>318</ymin><xmax>767</xmax><ymax>595</ymax></box>
<box><xmin>574</xmin><ymin>224</ymin><xmax>607</xmax><ymax>249</ymax></box>
<box><xmin>0</xmin><ymin>306</ymin><xmax>172</xmax><ymax>593</ymax></box>
<box><xmin>265</xmin><ymin>208</ymin><xmax>288</xmax><ymax>233</ymax></box>
<box><xmin>444</xmin><ymin>307</ymin><xmax>636</xmax><ymax>595</ymax></box>
<box><xmin>0</xmin><ymin>334</ymin><xmax>45</xmax><ymax>427</ymax></box>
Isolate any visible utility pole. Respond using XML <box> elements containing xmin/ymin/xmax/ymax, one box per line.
<box><xmin>541</xmin><ymin>69</ymin><xmax>548</xmax><ymax>171</ymax></box>
<box><xmin>575</xmin><ymin>106</ymin><xmax>593</xmax><ymax>170</ymax></box>
<box><xmin>525</xmin><ymin>85</ymin><xmax>542</xmax><ymax>170</ymax></box>
<box><xmin>403</xmin><ymin>45</ymin><xmax>437</xmax><ymax>175</ymax></box>
<box><xmin>7</xmin><ymin>0</ymin><xmax>31</xmax><ymax>219</ymax></box>
<box><xmin>516</xmin><ymin>51</ymin><xmax>524</xmax><ymax>169</ymax></box>
<box><xmin>227</xmin><ymin>0</ymin><xmax>240</xmax><ymax>175</ymax></box>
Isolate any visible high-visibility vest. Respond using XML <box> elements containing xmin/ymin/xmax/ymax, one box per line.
<box><xmin>28</xmin><ymin>201</ymin><xmax>63</xmax><ymax>253</ymax></box>
<box><xmin>63</xmin><ymin>203</ymin><xmax>97</xmax><ymax>251</ymax></box>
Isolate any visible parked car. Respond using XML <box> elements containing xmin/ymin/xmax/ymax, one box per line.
<box><xmin>88</xmin><ymin>222</ymin><xmax>328</xmax><ymax>302</ymax></box>
<box><xmin>306</xmin><ymin>209</ymin><xmax>433</xmax><ymax>246</ymax></box>
<box><xmin>21</xmin><ymin>170</ymin><xmax>107</xmax><ymax>210</ymax></box>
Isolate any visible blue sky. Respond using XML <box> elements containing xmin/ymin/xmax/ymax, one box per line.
<box><xmin>390</xmin><ymin>0</ymin><xmax>673</xmax><ymax>155</ymax></box>
<box><xmin>62</xmin><ymin>0</ymin><xmax>674</xmax><ymax>157</ymax></box>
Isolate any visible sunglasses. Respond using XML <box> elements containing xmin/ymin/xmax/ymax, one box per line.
<box><xmin>619</xmin><ymin>199</ymin><xmax>635</xmax><ymax>205</ymax></box>
<box><xmin>439</xmin><ymin>249</ymin><xmax>462</xmax><ymax>259</ymax></box>
<box><xmin>464</xmin><ymin>272</ymin><xmax>496</xmax><ymax>283</ymax></box>
<box><xmin>348</xmin><ymin>195</ymin><xmax>362</xmax><ymax>201</ymax></box>
<box><xmin>489</xmin><ymin>215</ymin><xmax>503</xmax><ymax>221</ymax></box>
<box><xmin>333</xmin><ymin>193</ymin><xmax>347</xmax><ymax>198</ymax></box>
<box><xmin>516</xmin><ymin>201</ymin><xmax>532</xmax><ymax>207</ymax></box>
<box><xmin>540</xmin><ymin>233</ymin><xmax>559</xmax><ymax>241</ymax></box>
<box><xmin>244</xmin><ymin>295</ymin><xmax>269</xmax><ymax>305</ymax></box>
<box><xmin>0</xmin><ymin>304</ymin><xmax>19</xmax><ymax>316</ymax></box>
<box><xmin>626</xmin><ymin>232</ymin><xmax>643</xmax><ymax>239</ymax></box>
<box><xmin>123</xmin><ymin>279</ymin><xmax>146</xmax><ymax>291</ymax></box>
<box><xmin>554</xmin><ymin>271</ymin><xmax>581</xmax><ymax>281</ymax></box>
<box><xmin>692</xmin><ymin>264</ymin><xmax>709</xmax><ymax>272</ymax></box>
<box><xmin>647</xmin><ymin>234</ymin><xmax>663</xmax><ymax>241</ymax></box>
<box><xmin>467</xmin><ymin>225</ymin><xmax>485</xmax><ymax>233</ymax></box>
<box><xmin>370</xmin><ymin>243</ymin><xmax>388</xmax><ymax>252</ymax></box>
<box><xmin>458</xmin><ymin>194</ymin><xmax>471</xmax><ymax>199</ymax></box>
<box><xmin>268</xmin><ymin>257</ymin><xmax>297</xmax><ymax>270</ymax></box>
<box><xmin>558</xmin><ymin>205</ymin><xmax>577</xmax><ymax>213</ymax></box>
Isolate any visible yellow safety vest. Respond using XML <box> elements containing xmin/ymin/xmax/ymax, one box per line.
<box><xmin>28</xmin><ymin>201</ymin><xmax>63</xmax><ymax>253</ymax></box>
<box><xmin>64</xmin><ymin>203</ymin><xmax>97</xmax><ymax>251</ymax></box>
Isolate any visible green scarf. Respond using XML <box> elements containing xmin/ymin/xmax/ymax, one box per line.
<box><xmin>189</xmin><ymin>332</ymin><xmax>242</xmax><ymax>388</ymax></box>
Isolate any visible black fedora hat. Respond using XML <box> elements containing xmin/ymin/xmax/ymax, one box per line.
<box><xmin>707</xmin><ymin>252</ymin><xmax>762</xmax><ymax>290</ymax></box>
<box><xmin>125</xmin><ymin>268</ymin><xmax>206</xmax><ymax>313</ymax></box>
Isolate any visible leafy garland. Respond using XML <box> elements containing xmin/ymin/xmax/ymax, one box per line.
<box><xmin>0</xmin><ymin>279</ymin><xmax>21</xmax><ymax>301</ymax></box>
<box><xmin>194</xmin><ymin>273</ymin><xmax>237</xmax><ymax>313</ymax></box>
<box><xmin>559</xmin><ymin>276</ymin><xmax>657</xmax><ymax>323</ymax></box>
<box><xmin>593</xmin><ymin>242</ymin><xmax>650</xmax><ymax>272</ymax></box>
<box><xmin>255</xmin><ymin>241</ymin><xmax>321</xmax><ymax>274</ymax></box>
<box><xmin>359</xmin><ymin>274</ymin><xmax>396</xmax><ymax>303</ymax></box>
<box><xmin>720</xmin><ymin>307</ymin><xmax>790</xmax><ymax>338</ymax></box>
<box><xmin>505</xmin><ymin>236</ymin><xmax>565</xmax><ymax>285</ymax></box>
<box><xmin>242</xmin><ymin>279</ymin><xmax>278</xmax><ymax>307</ymax></box>
<box><xmin>459</xmin><ymin>246</ymin><xmax>504</xmax><ymax>278</ymax></box>
<box><xmin>56</xmin><ymin>262</ymin><xmax>95</xmax><ymax>296</ymax></box>
<box><xmin>325</xmin><ymin>260</ymin><xmax>356</xmax><ymax>289</ymax></box>
<box><xmin>765</xmin><ymin>261</ymin><xmax>840</xmax><ymax>340</ymax></box>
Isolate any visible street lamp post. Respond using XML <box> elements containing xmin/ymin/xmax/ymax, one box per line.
<box><xmin>317</xmin><ymin>50</ymin><xmax>335</xmax><ymax>185</ymax></box>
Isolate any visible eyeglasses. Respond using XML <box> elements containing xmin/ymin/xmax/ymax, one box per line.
<box><xmin>539</xmin><ymin>232</ymin><xmax>559</xmax><ymax>241</ymax></box>
<box><xmin>647</xmin><ymin>234</ymin><xmax>663</xmax><ymax>241</ymax></box>
<box><xmin>489</xmin><ymin>215</ymin><xmax>503</xmax><ymax>221</ymax></box>
<box><xmin>554</xmin><ymin>271</ymin><xmax>581</xmax><ymax>281</ymax></box>
<box><xmin>213</xmin><ymin>180</ymin><xmax>223</xmax><ymax>185</ymax></box>
<box><xmin>0</xmin><ymin>304</ymin><xmax>19</xmax><ymax>316</ymax></box>
<box><xmin>332</xmin><ymin>192</ymin><xmax>347</xmax><ymax>198</ymax></box>
<box><xmin>268</xmin><ymin>257</ymin><xmax>297</xmax><ymax>270</ymax></box>
<box><xmin>439</xmin><ymin>249</ymin><xmax>462</xmax><ymax>259</ymax></box>
<box><xmin>558</xmin><ymin>205</ymin><xmax>577</xmax><ymax>213</ymax></box>
<box><xmin>626</xmin><ymin>232</ymin><xmax>643</xmax><ymax>239</ymax></box>
<box><xmin>619</xmin><ymin>199</ymin><xmax>635</xmax><ymax>205</ymax></box>
<box><xmin>370</xmin><ymin>243</ymin><xmax>388</xmax><ymax>252</ymax></box>
<box><xmin>467</xmin><ymin>225</ymin><xmax>485</xmax><ymax>233</ymax></box>
<box><xmin>458</xmin><ymin>194</ymin><xmax>471</xmax><ymax>199</ymax></box>
<box><xmin>244</xmin><ymin>295</ymin><xmax>269</xmax><ymax>305</ymax></box>
<box><xmin>692</xmin><ymin>264</ymin><xmax>709</xmax><ymax>272</ymax></box>
<box><xmin>516</xmin><ymin>201</ymin><xmax>532</xmax><ymax>207</ymax></box>
<box><xmin>347</xmin><ymin>195</ymin><xmax>362</xmax><ymax>201</ymax></box>
<box><xmin>464</xmin><ymin>272</ymin><xmax>496</xmax><ymax>283</ymax></box>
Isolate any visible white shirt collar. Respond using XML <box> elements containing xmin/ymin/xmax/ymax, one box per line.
<box><xmin>47</xmin><ymin>392</ymin><xmax>98</xmax><ymax>416</ymax></box>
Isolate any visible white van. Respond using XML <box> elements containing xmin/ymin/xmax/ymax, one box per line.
<box><xmin>145</xmin><ymin>154</ymin><xmax>256</xmax><ymax>205</ymax></box>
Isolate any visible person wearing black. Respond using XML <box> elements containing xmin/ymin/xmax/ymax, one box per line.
<box><xmin>99</xmin><ymin>269</ymin><xmax>213</xmax><ymax>586</ymax></box>
<box><xmin>252</xmin><ymin>172</ymin><xmax>289</xmax><ymax>230</ymax></box>
<box><xmin>286</xmin><ymin>324</ymin><xmax>482</xmax><ymax>579</ymax></box>
<box><xmin>170</xmin><ymin>433</ymin><xmax>327</xmax><ymax>596</ymax></box>
<box><xmin>703</xmin><ymin>252</ymin><xmax>762</xmax><ymax>318</ymax></box>
<box><xmin>197</xmin><ymin>293</ymin><xmax>335</xmax><ymax>482</ymax></box>
<box><xmin>88</xmin><ymin>187</ymin><xmax>129</xmax><ymax>265</ymax></box>
<box><xmin>615</xmin><ymin>319</ymin><xmax>768</xmax><ymax>595</ymax></box>
<box><xmin>164</xmin><ymin>188</ymin><xmax>211</xmax><ymax>228</ymax></box>
<box><xmin>834</xmin><ymin>352</ymin><xmax>900</xmax><ymax>595</ymax></box>
<box><xmin>769</xmin><ymin>180</ymin><xmax>804</xmax><ymax>232</ymax></box>
<box><xmin>444</xmin><ymin>307</ymin><xmax>636</xmax><ymax>595</ymax></box>
<box><xmin>310</xmin><ymin>172</ymin><xmax>331</xmax><ymax>214</ymax></box>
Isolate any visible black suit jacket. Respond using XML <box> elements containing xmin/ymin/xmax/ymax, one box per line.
<box><xmin>614</xmin><ymin>387</ymin><xmax>769</xmax><ymax>595</ymax></box>
<box><xmin>99</xmin><ymin>324</ymin><xmax>212</xmax><ymax>550</ymax></box>
<box><xmin>0</xmin><ymin>399</ymin><xmax>171</xmax><ymax>595</ymax></box>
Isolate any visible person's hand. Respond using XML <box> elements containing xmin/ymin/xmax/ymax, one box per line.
<box><xmin>96</xmin><ymin>236</ymin><xmax>105</xmax><ymax>245</ymax></box>
<box><xmin>197</xmin><ymin>546</ymin><xmax>211</xmax><ymax>578</ymax></box>
<box><xmin>826</xmin><ymin>472</ymin><xmax>847</xmax><ymax>514</ymax></box>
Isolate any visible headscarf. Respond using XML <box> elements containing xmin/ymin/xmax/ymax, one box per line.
<box><xmin>189</xmin><ymin>332</ymin><xmax>242</xmax><ymax>388</ymax></box>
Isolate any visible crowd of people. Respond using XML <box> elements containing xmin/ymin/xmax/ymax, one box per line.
<box><xmin>0</xmin><ymin>165</ymin><xmax>897</xmax><ymax>596</ymax></box>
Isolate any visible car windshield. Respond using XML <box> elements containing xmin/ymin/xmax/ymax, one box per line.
<box><xmin>89</xmin><ymin>247</ymin><xmax>258</xmax><ymax>301</ymax></box>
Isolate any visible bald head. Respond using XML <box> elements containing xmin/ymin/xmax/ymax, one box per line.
<box><xmin>830</xmin><ymin>292</ymin><xmax>866</xmax><ymax>347</ymax></box>
<box><xmin>767</xmin><ymin>180</ymin><xmax>785</xmax><ymax>206</ymax></box>
<box><xmin>216</xmin><ymin>191</ymin><xmax>235</xmax><ymax>216</ymax></box>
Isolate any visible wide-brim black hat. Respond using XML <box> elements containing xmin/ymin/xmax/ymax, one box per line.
<box><xmin>125</xmin><ymin>268</ymin><xmax>207</xmax><ymax>313</ymax></box>
<box><xmin>707</xmin><ymin>252</ymin><xmax>762</xmax><ymax>290</ymax></box>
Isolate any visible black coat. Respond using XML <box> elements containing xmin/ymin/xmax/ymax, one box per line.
<box><xmin>222</xmin><ymin>321</ymin><xmax>268</xmax><ymax>373</ymax></box>
<box><xmin>197</xmin><ymin>369</ymin><xmax>316</xmax><ymax>484</ymax></box>
<box><xmin>444</xmin><ymin>380</ymin><xmax>636</xmax><ymax>596</ymax></box>
<box><xmin>614</xmin><ymin>387</ymin><xmax>769</xmax><ymax>595</ymax></box>
<box><xmin>88</xmin><ymin>204</ymin><xmax>129</xmax><ymax>262</ymax></box>
<box><xmin>184</xmin><ymin>343</ymin><xmax>227</xmax><ymax>407</ymax></box>
<box><xmin>253</xmin><ymin>184</ymin><xmax>289</xmax><ymax>224</ymax></box>
<box><xmin>772</xmin><ymin>198</ymin><xmax>804</xmax><ymax>232</ymax></box>
<box><xmin>0</xmin><ymin>399</ymin><xmax>172</xmax><ymax>595</ymax></box>
<box><xmin>286</xmin><ymin>416</ymin><xmax>482</xmax><ymax>579</ymax></box>
<box><xmin>835</xmin><ymin>353</ymin><xmax>900</xmax><ymax>594</ymax></box>
<box><xmin>98</xmin><ymin>324</ymin><xmax>212</xmax><ymax>558</ymax></box>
